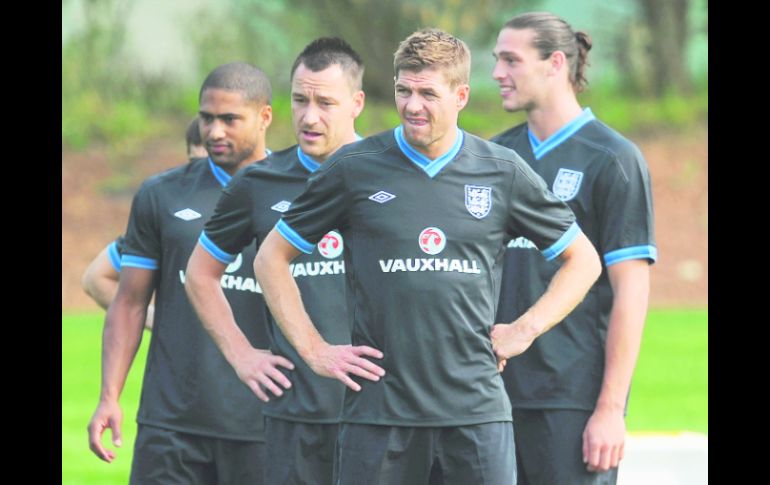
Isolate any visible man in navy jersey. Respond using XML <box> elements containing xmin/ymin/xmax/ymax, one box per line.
<box><xmin>491</xmin><ymin>12</ymin><xmax>657</xmax><ymax>485</ymax></box>
<box><xmin>254</xmin><ymin>28</ymin><xmax>602</xmax><ymax>485</ymax></box>
<box><xmin>185</xmin><ymin>37</ymin><xmax>365</xmax><ymax>485</ymax></box>
<box><xmin>87</xmin><ymin>62</ymin><xmax>274</xmax><ymax>484</ymax></box>
<box><xmin>81</xmin><ymin>118</ymin><xmax>208</xmax><ymax>331</ymax></box>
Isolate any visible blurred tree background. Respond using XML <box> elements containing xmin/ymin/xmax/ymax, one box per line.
<box><xmin>62</xmin><ymin>0</ymin><xmax>707</xmax><ymax>153</ymax></box>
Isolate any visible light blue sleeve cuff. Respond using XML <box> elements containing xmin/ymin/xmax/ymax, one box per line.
<box><xmin>604</xmin><ymin>245</ymin><xmax>658</xmax><ymax>266</ymax></box>
<box><xmin>275</xmin><ymin>220</ymin><xmax>315</xmax><ymax>254</ymax></box>
<box><xmin>541</xmin><ymin>222</ymin><xmax>580</xmax><ymax>261</ymax></box>
<box><xmin>107</xmin><ymin>241</ymin><xmax>122</xmax><ymax>273</ymax></box>
<box><xmin>120</xmin><ymin>255</ymin><xmax>159</xmax><ymax>270</ymax></box>
<box><xmin>198</xmin><ymin>232</ymin><xmax>237</xmax><ymax>264</ymax></box>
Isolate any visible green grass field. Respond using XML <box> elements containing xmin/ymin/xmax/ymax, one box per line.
<box><xmin>62</xmin><ymin>308</ymin><xmax>707</xmax><ymax>484</ymax></box>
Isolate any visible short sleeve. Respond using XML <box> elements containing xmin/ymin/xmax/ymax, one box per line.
<box><xmin>506</xmin><ymin>159</ymin><xmax>579</xmax><ymax>261</ymax></box>
<box><xmin>594</xmin><ymin>144</ymin><xmax>657</xmax><ymax>266</ymax></box>
<box><xmin>121</xmin><ymin>183</ymin><xmax>160</xmax><ymax>270</ymax></box>
<box><xmin>201</xmin><ymin>171</ymin><xmax>257</xmax><ymax>264</ymax></box>
<box><xmin>278</xmin><ymin>159</ymin><xmax>349</xmax><ymax>254</ymax></box>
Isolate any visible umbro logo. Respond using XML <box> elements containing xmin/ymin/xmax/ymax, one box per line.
<box><xmin>271</xmin><ymin>200</ymin><xmax>292</xmax><ymax>213</ymax></box>
<box><xmin>369</xmin><ymin>191</ymin><xmax>396</xmax><ymax>204</ymax></box>
<box><xmin>174</xmin><ymin>208</ymin><xmax>202</xmax><ymax>221</ymax></box>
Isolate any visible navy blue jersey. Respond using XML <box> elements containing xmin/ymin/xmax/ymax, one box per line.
<box><xmin>201</xmin><ymin>146</ymin><xmax>350</xmax><ymax>423</ymax></box>
<box><xmin>493</xmin><ymin>109</ymin><xmax>657</xmax><ymax>410</ymax></box>
<box><xmin>121</xmin><ymin>157</ymin><xmax>271</xmax><ymax>440</ymax></box>
<box><xmin>278</xmin><ymin>127</ymin><xmax>578</xmax><ymax>427</ymax></box>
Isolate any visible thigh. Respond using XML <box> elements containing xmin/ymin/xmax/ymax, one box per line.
<box><xmin>214</xmin><ymin>439</ymin><xmax>266</xmax><ymax>485</ymax></box>
<box><xmin>512</xmin><ymin>409</ymin><xmax>618</xmax><ymax>485</ymax></box>
<box><xmin>265</xmin><ymin>417</ymin><xmax>338</xmax><ymax>485</ymax></box>
<box><xmin>336</xmin><ymin>423</ymin><xmax>433</xmax><ymax>485</ymax></box>
<box><xmin>130</xmin><ymin>425</ymin><xmax>216</xmax><ymax>485</ymax></box>
<box><xmin>437</xmin><ymin>422</ymin><xmax>516</xmax><ymax>485</ymax></box>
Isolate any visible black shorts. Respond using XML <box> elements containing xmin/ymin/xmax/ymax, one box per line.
<box><xmin>264</xmin><ymin>416</ymin><xmax>339</xmax><ymax>485</ymax></box>
<box><xmin>512</xmin><ymin>408</ymin><xmax>618</xmax><ymax>485</ymax></box>
<box><xmin>130</xmin><ymin>424</ymin><xmax>266</xmax><ymax>485</ymax></box>
<box><xmin>335</xmin><ymin>422</ymin><xmax>515</xmax><ymax>485</ymax></box>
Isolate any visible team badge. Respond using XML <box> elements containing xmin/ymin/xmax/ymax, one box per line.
<box><xmin>318</xmin><ymin>231</ymin><xmax>344</xmax><ymax>259</ymax></box>
<box><xmin>465</xmin><ymin>185</ymin><xmax>492</xmax><ymax>219</ymax></box>
<box><xmin>419</xmin><ymin>227</ymin><xmax>446</xmax><ymax>255</ymax></box>
<box><xmin>552</xmin><ymin>169</ymin><xmax>584</xmax><ymax>201</ymax></box>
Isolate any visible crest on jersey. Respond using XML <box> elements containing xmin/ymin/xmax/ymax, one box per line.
<box><xmin>318</xmin><ymin>231</ymin><xmax>344</xmax><ymax>259</ymax></box>
<box><xmin>552</xmin><ymin>169</ymin><xmax>584</xmax><ymax>201</ymax></box>
<box><xmin>465</xmin><ymin>185</ymin><xmax>492</xmax><ymax>219</ymax></box>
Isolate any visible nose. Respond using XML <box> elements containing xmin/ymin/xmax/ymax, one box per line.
<box><xmin>404</xmin><ymin>94</ymin><xmax>423</xmax><ymax>115</ymax></box>
<box><xmin>491</xmin><ymin>60</ymin><xmax>505</xmax><ymax>82</ymax></box>
<box><xmin>302</xmin><ymin>102</ymin><xmax>321</xmax><ymax>126</ymax></box>
<box><xmin>206</xmin><ymin>119</ymin><xmax>226</xmax><ymax>140</ymax></box>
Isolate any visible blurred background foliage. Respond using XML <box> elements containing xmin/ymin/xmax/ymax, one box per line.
<box><xmin>62</xmin><ymin>0</ymin><xmax>707</xmax><ymax>155</ymax></box>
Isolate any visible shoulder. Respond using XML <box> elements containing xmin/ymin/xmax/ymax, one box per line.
<box><xmin>490</xmin><ymin>122</ymin><xmax>528</xmax><ymax>146</ymax></box>
<box><xmin>573</xmin><ymin>120</ymin><xmax>648</xmax><ymax>181</ymax></box>
<box><xmin>462</xmin><ymin>131</ymin><xmax>530</xmax><ymax>171</ymax></box>
<box><xmin>137</xmin><ymin>158</ymin><xmax>205</xmax><ymax>194</ymax></box>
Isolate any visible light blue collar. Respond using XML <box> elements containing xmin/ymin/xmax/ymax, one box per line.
<box><xmin>528</xmin><ymin>107</ymin><xmax>595</xmax><ymax>160</ymax></box>
<box><xmin>296</xmin><ymin>134</ymin><xmax>363</xmax><ymax>174</ymax></box>
<box><xmin>394</xmin><ymin>125</ymin><xmax>464</xmax><ymax>178</ymax></box>
<box><xmin>296</xmin><ymin>146</ymin><xmax>321</xmax><ymax>173</ymax></box>
<box><xmin>208</xmin><ymin>158</ymin><xmax>232</xmax><ymax>187</ymax></box>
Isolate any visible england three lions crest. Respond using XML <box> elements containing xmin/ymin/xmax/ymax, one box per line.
<box><xmin>553</xmin><ymin>169</ymin><xmax>584</xmax><ymax>201</ymax></box>
<box><xmin>465</xmin><ymin>185</ymin><xmax>492</xmax><ymax>219</ymax></box>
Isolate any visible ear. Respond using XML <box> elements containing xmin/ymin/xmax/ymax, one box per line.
<box><xmin>260</xmin><ymin>104</ymin><xmax>273</xmax><ymax>129</ymax></box>
<box><xmin>351</xmin><ymin>90</ymin><xmax>365</xmax><ymax>119</ymax></box>
<box><xmin>548</xmin><ymin>51</ymin><xmax>567</xmax><ymax>77</ymax></box>
<box><xmin>456</xmin><ymin>84</ymin><xmax>470</xmax><ymax>111</ymax></box>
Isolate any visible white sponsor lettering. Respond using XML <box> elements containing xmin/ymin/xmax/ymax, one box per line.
<box><xmin>289</xmin><ymin>261</ymin><xmax>346</xmax><ymax>278</ymax></box>
<box><xmin>378</xmin><ymin>258</ymin><xmax>481</xmax><ymax>274</ymax></box>
<box><xmin>507</xmin><ymin>237</ymin><xmax>538</xmax><ymax>249</ymax></box>
<box><xmin>179</xmin><ymin>270</ymin><xmax>262</xmax><ymax>293</ymax></box>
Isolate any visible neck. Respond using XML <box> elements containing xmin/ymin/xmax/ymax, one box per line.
<box><xmin>418</xmin><ymin>124</ymin><xmax>459</xmax><ymax>161</ymax></box>
<box><xmin>526</xmin><ymin>92</ymin><xmax>583</xmax><ymax>141</ymax></box>
<box><xmin>226</xmin><ymin>144</ymin><xmax>267</xmax><ymax>175</ymax></box>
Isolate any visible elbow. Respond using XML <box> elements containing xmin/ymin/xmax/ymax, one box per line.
<box><xmin>81</xmin><ymin>270</ymin><xmax>95</xmax><ymax>298</ymax></box>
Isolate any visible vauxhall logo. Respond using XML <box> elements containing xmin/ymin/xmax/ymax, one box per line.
<box><xmin>379</xmin><ymin>226</ymin><xmax>481</xmax><ymax>274</ymax></box>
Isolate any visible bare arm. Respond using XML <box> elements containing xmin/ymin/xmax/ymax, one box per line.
<box><xmin>81</xmin><ymin>246</ymin><xmax>120</xmax><ymax>311</ymax></box>
<box><xmin>82</xmin><ymin>245</ymin><xmax>155</xmax><ymax>330</ymax></box>
<box><xmin>254</xmin><ymin>229</ymin><xmax>385</xmax><ymax>391</ymax></box>
<box><xmin>87</xmin><ymin>267</ymin><xmax>154</xmax><ymax>462</ymax></box>
<box><xmin>185</xmin><ymin>243</ymin><xmax>295</xmax><ymax>402</ymax></box>
<box><xmin>582</xmin><ymin>259</ymin><xmax>650</xmax><ymax>472</ymax></box>
<box><xmin>491</xmin><ymin>231</ymin><xmax>601</xmax><ymax>365</ymax></box>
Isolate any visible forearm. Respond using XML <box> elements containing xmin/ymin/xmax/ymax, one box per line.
<box><xmin>186</xmin><ymin>269</ymin><xmax>254</xmax><ymax>364</ymax></box>
<box><xmin>595</xmin><ymin>264</ymin><xmax>650</xmax><ymax>411</ymax></box>
<box><xmin>254</xmin><ymin>249</ymin><xmax>325</xmax><ymax>362</ymax></box>
<box><xmin>515</xmin><ymin>232</ymin><xmax>601</xmax><ymax>336</ymax></box>
<box><xmin>100</xmin><ymin>301</ymin><xmax>146</xmax><ymax>402</ymax></box>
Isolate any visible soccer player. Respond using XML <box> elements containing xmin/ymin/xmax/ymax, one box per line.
<box><xmin>254</xmin><ymin>28</ymin><xmax>602</xmax><ymax>484</ymax></box>
<box><xmin>87</xmin><ymin>62</ymin><xmax>275</xmax><ymax>484</ymax></box>
<box><xmin>185</xmin><ymin>37</ymin><xmax>365</xmax><ymax>485</ymax></box>
<box><xmin>81</xmin><ymin>118</ymin><xmax>208</xmax><ymax>331</ymax></box>
<box><xmin>491</xmin><ymin>12</ymin><xmax>657</xmax><ymax>484</ymax></box>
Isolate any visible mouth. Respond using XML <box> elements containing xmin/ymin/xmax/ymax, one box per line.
<box><xmin>499</xmin><ymin>86</ymin><xmax>514</xmax><ymax>97</ymax></box>
<box><xmin>208</xmin><ymin>143</ymin><xmax>230</xmax><ymax>155</ymax></box>
<box><xmin>301</xmin><ymin>130</ymin><xmax>323</xmax><ymax>142</ymax></box>
<box><xmin>404</xmin><ymin>117</ymin><xmax>428</xmax><ymax>127</ymax></box>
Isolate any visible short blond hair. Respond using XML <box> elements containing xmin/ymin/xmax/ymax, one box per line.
<box><xmin>393</xmin><ymin>28</ymin><xmax>471</xmax><ymax>88</ymax></box>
